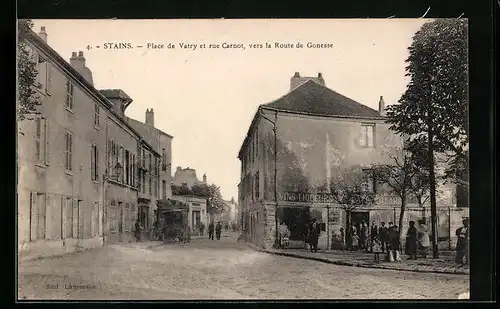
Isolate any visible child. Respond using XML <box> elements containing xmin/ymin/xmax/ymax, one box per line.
<box><xmin>372</xmin><ymin>235</ymin><xmax>383</xmax><ymax>262</ymax></box>
<box><xmin>351</xmin><ymin>231</ymin><xmax>359</xmax><ymax>251</ymax></box>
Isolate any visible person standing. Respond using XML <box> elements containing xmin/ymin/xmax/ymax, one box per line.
<box><xmin>405</xmin><ymin>220</ymin><xmax>418</xmax><ymax>260</ymax></box>
<box><xmin>199</xmin><ymin>222</ymin><xmax>205</xmax><ymax>236</ymax></box>
<box><xmin>208</xmin><ymin>222</ymin><xmax>215</xmax><ymax>240</ymax></box>
<box><xmin>370</xmin><ymin>222</ymin><xmax>378</xmax><ymax>253</ymax></box>
<box><xmin>215</xmin><ymin>221</ymin><xmax>222</xmax><ymax>240</ymax></box>
<box><xmin>346</xmin><ymin>223</ymin><xmax>357</xmax><ymax>251</ymax></box>
<box><xmin>134</xmin><ymin>219</ymin><xmax>142</xmax><ymax>242</ymax></box>
<box><xmin>360</xmin><ymin>222</ymin><xmax>369</xmax><ymax>252</ymax></box>
<box><xmin>455</xmin><ymin>217</ymin><xmax>469</xmax><ymax>266</ymax></box>
<box><xmin>379</xmin><ymin>221</ymin><xmax>388</xmax><ymax>253</ymax></box>
<box><xmin>372</xmin><ymin>235</ymin><xmax>383</xmax><ymax>263</ymax></box>
<box><xmin>418</xmin><ymin>219</ymin><xmax>431</xmax><ymax>259</ymax></box>
<box><xmin>308</xmin><ymin>218</ymin><xmax>321</xmax><ymax>252</ymax></box>
<box><xmin>339</xmin><ymin>227</ymin><xmax>346</xmax><ymax>251</ymax></box>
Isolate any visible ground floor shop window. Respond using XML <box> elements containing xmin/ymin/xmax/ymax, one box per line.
<box><xmin>280</xmin><ymin>207</ymin><xmax>310</xmax><ymax>241</ymax></box>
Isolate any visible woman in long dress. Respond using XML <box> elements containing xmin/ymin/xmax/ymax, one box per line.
<box><xmin>418</xmin><ymin>221</ymin><xmax>431</xmax><ymax>258</ymax></box>
<box><xmin>279</xmin><ymin>221</ymin><xmax>291</xmax><ymax>248</ymax></box>
<box><xmin>405</xmin><ymin>220</ymin><xmax>418</xmax><ymax>260</ymax></box>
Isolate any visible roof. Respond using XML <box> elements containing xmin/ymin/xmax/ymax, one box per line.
<box><xmin>237</xmin><ymin>80</ymin><xmax>386</xmax><ymax>159</ymax></box>
<box><xmin>263</xmin><ymin>79</ymin><xmax>384</xmax><ymax>118</ymax></box>
<box><xmin>26</xmin><ymin>29</ymin><xmax>161</xmax><ymax>157</ymax></box>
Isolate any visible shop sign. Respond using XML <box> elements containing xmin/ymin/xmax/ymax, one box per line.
<box><xmin>279</xmin><ymin>192</ymin><xmax>336</xmax><ymax>203</ymax></box>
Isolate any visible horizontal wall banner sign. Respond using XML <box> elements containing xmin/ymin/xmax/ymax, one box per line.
<box><xmin>279</xmin><ymin>192</ymin><xmax>336</xmax><ymax>203</ymax></box>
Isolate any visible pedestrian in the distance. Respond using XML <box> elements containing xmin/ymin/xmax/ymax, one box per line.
<box><xmin>455</xmin><ymin>217</ymin><xmax>469</xmax><ymax>266</ymax></box>
<box><xmin>339</xmin><ymin>227</ymin><xmax>346</xmax><ymax>251</ymax></box>
<box><xmin>208</xmin><ymin>222</ymin><xmax>215</xmax><ymax>240</ymax></box>
<box><xmin>405</xmin><ymin>220</ymin><xmax>418</xmax><ymax>260</ymax></box>
<box><xmin>346</xmin><ymin>223</ymin><xmax>357</xmax><ymax>251</ymax></box>
<box><xmin>351</xmin><ymin>230</ymin><xmax>359</xmax><ymax>251</ymax></box>
<box><xmin>134</xmin><ymin>219</ymin><xmax>142</xmax><ymax>242</ymax></box>
<box><xmin>215</xmin><ymin>221</ymin><xmax>222</xmax><ymax>240</ymax></box>
<box><xmin>370</xmin><ymin>221</ymin><xmax>378</xmax><ymax>253</ymax></box>
<box><xmin>199</xmin><ymin>222</ymin><xmax>205</xmax><ymax>236</ymax></box>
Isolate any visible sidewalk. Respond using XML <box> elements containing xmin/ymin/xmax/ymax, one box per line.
<box><xmin>246</xmin><ymin>244</ymin><xmax>469</xmax><ymax>275</ymax></box>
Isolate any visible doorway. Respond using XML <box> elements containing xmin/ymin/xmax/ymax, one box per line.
<box><xmin>350</xmin><ymin>211</ymin><xmax>370</xmax><ymax>233</ymax></box>
<box><xmin>282</xmin><ymin>207</ymin><xmax>310</xmax><ymax>241</ymax></box>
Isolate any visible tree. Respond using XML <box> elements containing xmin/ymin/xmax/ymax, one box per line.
<box><xmin>205</xmin><ymin>184</ymin><xmax>227</xmax><ymax>219</ymax></box>
<box><xmin>17</xmin><ymin>19</ymin><xmax>41</xmax><ymax>121</ymax></box>
<box><xmin>329</xmin><ymin>166</ymin><xmax>376</xmax><ymax>231</ymax></box>
<box><xmin>385</xmin><ymin>19</ymin><xmax>468</xmax><ymax>258</ymax></box>
<box><xmin>373</xmin><ymin>140</ymin><xmax>430</xmax><ymax>240</ymax></box>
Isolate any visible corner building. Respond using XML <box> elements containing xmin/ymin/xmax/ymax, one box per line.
<box><xmin>238</xmin><ymin>73</ymin><xmax>466</xmax><ymax>250</ymax></box>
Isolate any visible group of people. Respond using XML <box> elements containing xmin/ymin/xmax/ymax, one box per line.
<box><xmin>198</xmin><ymin>221</ymin><xmax>238</xmax><ymax>237</ymax></box>
<box><xmin>207</xmin><ymin>221</ymin><xmax>223</xmax><ymax>240</ymax></box>
<box><xmin>337</xmin><ymin>220</ymin><xmax>431</xmax><ymax>263</ymax></box>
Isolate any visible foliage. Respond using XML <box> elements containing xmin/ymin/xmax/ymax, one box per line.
<box><xmin>385</xmin><ymin>19</ymin><xmax>469</xmax><ymax>186</ymax></box>
<box><xmin>329</xmin><ymin>166</ymin><xmax>376</xmax><ymax>229</ymax></box>
<box><xmin>373</xmin><ymin>140</ymin><xmax>430</xmax><ymax>237</ymax></box>
<box><xmin>17</xmin><ymin>19</ymin><xmax>41</xmax><ymax>121</ymax></box>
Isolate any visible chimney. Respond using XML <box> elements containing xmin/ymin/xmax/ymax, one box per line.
<box><xmin>203</xmin><ymin>174</ymin><xmax>207</xmax><ymax>183</ymax></box>
<box><xmin>70</xmin><ymin>51</ymin><xmax>94</xmax><ymax>85</ymax></box>
<box><xmin>231</xmin><ymin>197</ymin><xmax>235</xmax><ymax>204</ymax></box>
<box><xmin>290</xmin><ymin>72</ymin><xmax>301</xmax><ymax>90</ymax></box>
<box><xmin>378</xmin><ymin>96</ymin><xmax>386</xmax><ymax>116</ymax></box>
<box><xmin>176</xmin><ymin>166</ymin><xmax>182</xmax><ymax>173</ymax></box>
<box><xmin>145</xmin><ymin>108</ymin><xmax>155</xmax><ymax>126</ymax></box>
<box><xmin>38</xmin><ymin>26</ymin><xmax>47</xmax><ymax>43</ymax></box>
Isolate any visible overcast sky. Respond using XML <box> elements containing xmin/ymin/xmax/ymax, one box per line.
<box><xmin>33</xmin><ymin>19</ymin><xmax>428</xmax><ymax>201</ymax></box>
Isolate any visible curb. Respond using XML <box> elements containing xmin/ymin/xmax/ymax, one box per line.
<box><xmin>246</xmin><ymin>243</ymin><xmax>469</xmax><ymax>276</ymax></box>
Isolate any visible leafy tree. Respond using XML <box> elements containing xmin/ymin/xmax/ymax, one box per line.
<box><xmin>329</xmin><ymin>166</ymin><xmax>376</xmax><ymax>231</ymax></box>
<box><xmin>204</xmin><ymin>184</ymin><xmax>227</xmax><ymax>218</ymax></box>
<box><xmin>17</xmin><ymin>19</ymin><xmax>41</xmax><ymax>121</ymax></box>
<box><xmin>373</xmin><ymin>140</ymin><xmax>430</xmax><ymax>239</ymax></box>
<box><xmin>385</xmin><ymin>19</ymin><xmax>468</xmax><ymax>258</ymax></box>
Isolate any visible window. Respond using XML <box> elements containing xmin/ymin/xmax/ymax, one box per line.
<box><xmin>132</xmin><ymin>154</ymin><xmax>136</xmax><ymax>187</ymax></box>
<box><xmin>162</xmin><ymin>180</ymin><xmax>167</xmax><ymax>199</ymax></box>
<box><xmin>142</xmin><ymin>173</ymin><xmax>146</xmax><ymax>193</ymax></box>
<box><xmin>149</xmin><ymin>175</ymin><xmax>152</xmax><ymax>196</ymax></box>
<box><xmin>120</xmin><ymin>147</ymin><xmax>125</xmax><ymax>183</ymax></box>
<box><xmin>360</xmin><ymin>124</ymin><xmax>375</xmax><ymax>148</ymax></box>
<box><xmin>110</xmin><ymin>200</ymin><xmax>117</xmax><ymax>232</ymax></box>
<box><xmin>255</xmin><ymin>132</ymin><xmax>259</xmax><ymax>158</ymax></box>
<box><xmin>124</xmin><ymin>203</ymin><xmax>131</xmax><ymax>232</ymax></box>
<box><xmin>162</xmin><ymin>148</ymin><xmax>167</xmax><ymax>170</ymax></box>
<box><xmin>91</xmin><ymin>144</ymin><xmax>99</xmax><ymax>181</ymax></box>
<box><xmin>65</xmin><ymin>132</ymin><xmax>73</xmax><ymax>172</ymax></box>
<box><xmin>91</xmin><ymin>202</ymin><xmax>99</xmax><ymax>237</ymax></box>
<box><xmin>35</xmin><ymin>117</ymin><xmax>50</xmax><ymax>164</ymax></box>
<box><xmin>65</xmin><ymin>80</ymin><xmax>74</xmax><ymax>110</ymax></box>
<box><xmin>149</xmin><ymin>153</ymin><xmax>152</xmax><ymax>171</ymax></box>
<box><xmin>93</xmin><ymin>102</ymin><xmax>100</xmax><ymax>128</ymax></box>
<box><xmin>46</xmin><ymin>62</ymin><xmax>52</xmax><ymax>93</ymax></box>
<box><xmin>361</xmin><ymin>168</ymin><xmax>375</xmax><ymax>193</ymax></box>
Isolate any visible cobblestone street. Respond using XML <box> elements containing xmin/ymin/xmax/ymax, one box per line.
<box><xmin>18</xmin><ymin>233</ymin><xmax>469</xmax><ymax>300</ymax></box>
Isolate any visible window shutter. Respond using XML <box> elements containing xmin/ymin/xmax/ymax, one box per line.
<box><xmin>96</xmin><ymin>147</ymin><xmax>99</xmax><ymax>181</ymax></box>
<box><xmin>46</xmin><ymin>62</ymin><xmax>52</xmax><ymax>93</ymax></box>
<box><xmin>69</xmin><ymin>134</ymin><xmax>73</xmax><ymax>171</ymax></box>
<box><xmin>35</xmin><ymin>118</ymin><xmax>41</xmax><ymax>161</ymax></box>
<box><xmin>44</xmin><ymin>119</ymin><xmax>50</xmax><ymax>164</ymax></box>
<box><xmin>91</xmin><ymin>145</ymin><xmax>96</xmax><ymax>181</ymax></box>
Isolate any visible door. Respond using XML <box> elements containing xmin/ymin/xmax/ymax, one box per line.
<box><xmin>192</xmin><ymin>210</ymin><xmax>200</xmax><ymax>230</ymax></box>
<box><xmin>351</xmin><ymin>211</ymin><xmax>370</xmax><ymax>233</ymax></box>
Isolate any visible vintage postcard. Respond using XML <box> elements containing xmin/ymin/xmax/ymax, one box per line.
<box><xmin>17</xmin><ymin>19</ymin><xmax>469</xmax><ymax>300</ymax></box>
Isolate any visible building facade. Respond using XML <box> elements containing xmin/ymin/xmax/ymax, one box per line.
<box><xmin>238</xmin><ymin>73</ymin><xmax>466</xmax><ymax>250</ymax></box>
<box><xmin>17</xmin><ymin>26</ymin><xmax>169</xmax><ymax>259</ymax></box>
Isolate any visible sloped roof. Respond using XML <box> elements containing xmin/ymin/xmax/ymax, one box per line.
<box><xmin>262</xmin><ymin>79</ymin><xmax>383</xmax><ymax>118</ymax></box>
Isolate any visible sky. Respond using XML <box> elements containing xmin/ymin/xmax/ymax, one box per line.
<box><xmin>32</xmin><ymin>19</ymin><xmax>429</xmax><ymax>201</ymax></box>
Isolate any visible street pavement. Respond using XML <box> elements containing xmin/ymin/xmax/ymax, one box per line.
<box><xmin>18</xmin><ymin>232</ymin><xmax>469</xmax><ymax>300</ymax></box>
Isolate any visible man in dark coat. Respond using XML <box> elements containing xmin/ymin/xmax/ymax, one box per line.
<box><xmin>370</xmin><ymin>221</ymin><xmax>378</xmax><ymax>252</ymax></box>
<box><xmin>215</xmin><ymin>221</ymin><xmax>222</xmax><ymax>240</ymax></box>
<box><xmin>308</xmin><ymin>218</ymin><xmax>321</xmax><ymax>252</ymax></box>
<box><xmin>134</xmin><ymin>219</ymin><xmax>142</xmax><ymax>242</ymax></box>
<box><xmin>455</xmin><ymin>217</ymin><xmax>469</xmax><ymax>266</ymax></box>
<box><xmin>379</xmin><ymin>221</ymin><xmax>388</xmax><ymax>253</ymax></box>
<box><xmin>208</xmin><ymin>222</ymin><xmax>215</xmax><ymax>240</ymax></box>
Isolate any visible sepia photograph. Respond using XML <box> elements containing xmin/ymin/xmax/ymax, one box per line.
<box><xmin>17</xmin><ymin>18</ymin><xmax>469</xmax><ymax>300</ymax></box>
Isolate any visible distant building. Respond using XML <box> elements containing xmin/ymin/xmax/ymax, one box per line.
<box><xmin>237</xmin><ymin>72</ymin><xmax>467</xmax><ymax>250</ymax></box>
<box><xmin>171</xmin><ymin>166</ymin><xmax>209</xmax><ymax>232</ymax></box>
<box><xmin>222</xmin><ymin>197</ymin><xmax>238</xmax><ymax>224</ymax></box>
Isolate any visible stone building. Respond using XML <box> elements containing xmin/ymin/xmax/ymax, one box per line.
<box><xmin>17</xmin><ymin>26</ymin><xmax>168</xmax><ymax>259</ymax></box>
<box><xmin>237</xmin><ymin>73</ymin><xmax>467</xmax><ymax>250</ymax></box>
<box><xmin>171</xmin><ymin>166</ymin><xmax>209</xmax><ymax>231</ymax></box>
